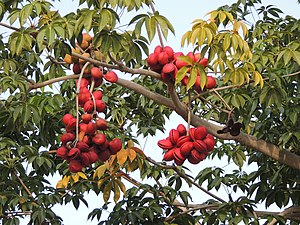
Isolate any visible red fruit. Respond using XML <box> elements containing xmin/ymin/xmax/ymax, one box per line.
<box><xmin>69</xmin><ymin>160</ymin><xmax>83</xmax><ymax>173</ymax></box>
<box><xmin>173</xmin><ymin>52</ymin><xmax>184</xmax><ymax>61</ymax></box>
<box><xmin>187</xmin><ymin>52</ymin><xmax>195</xmax><ymax>62</ymax></box>
<box><xmin>162</xmin><ymin>63</ymin><xmax>176</xmax><ymax>74</ymax></box>
<box><xmin>98</xmin><ymin>149</ymin><xmax>111</xmax><ymax>162</ymax></box>
<box><xmin>205</xmin><ymin>76</ymin><xmax>217</xmax><ymax>89</ymax></box>
<box><xmin>163</xmin><ymin>148</ymin><xmax>175</xmax><ymax>161</ymax></box>
<box><xmin>98</xmin><ymin>140</ymin><xmax>109</xmax><ymax>151</ymax></box>
<box><xmin>79</xmin><ymin>123</ymin><xmax>88</xmax><ymax>132</ymax></box>
<box><xmin>91</xmin><ymin>67</ymin><xmax>103</xmax><ymax>79</ymax></box>
<box><xmin>181</xmin><ymin>76</ymin><xmax>189</xmax><ymax>86</ymax></box>
<box><xmin>173</xmin><ymin>147</ymin><xmax>185</xmax><ymax>161</ymax></box>
<box><xmin>95</xmin><ymin>100</ymin><xmax>106</xmax><ymax>113</ymax></box>
<box><xmin>86</xmin><ymin>122</ymin><xmax>96</xmax><ymax>135</ymax></box>
<box><xmin>78</xmin><ymin>88</ymin><xmax>91</xmax><ymax>107</ymax></box>
<box><xmin>84</xmin><ymin>100</ymin><xmax>94</xmax><ymax>113</ymax></box>
<box><xmin>109</xmin><ymin>138</ymin><xmax>122</xmax><ymax>155</ymax></box>
<box><xmin>88</xmin><ymin>150</ymin><xmax>99</xmax><ymax>163</ymax></box>
<box><xmin>92</xmin><ymin>133</ymin><xmax>106</xmax><ymax>145</ymax></box>
<box><xmin>73</xmin><ymin>63</ymin><xmax>81</xmax><ymax>74</ymax></box>
<box><xmin>194</xmin><ymin>53</ymin><xmax>201</xmax><ymax>62</ymax></box>
<box><xmin>157</xmin><ymin>139</ymin><xmax>174</xmax><ymax>150</ymax></box>
<box><xmin>60</xmin><ymin>133</ymin><xmax>75</xmax><ymax>145</ymax></box>
<box><xmin>203</xmin><ymin>135</ymin><xmax>215</xmax><ymax>152</ymax></box>
<box><xmin>95</xmin><ymin>118</ymin><xmax>108</xmax><ymax>130</ymax></box>
<box><xmin>81</xmin><ymin>113</ymin><xmax>92</xmax><ymax>123</ymax></box>
<box><xmin>199</xmin><ymin>58</ymin><xmax>208</xmax><ymax>68</ymax></box>
<box><xmin>154</xmin><ymin>45</ymin><xmax>163</xmax><ymax>54</ymax></box>
<box><xmin>158</xmin><ymin>52</ymin><xmax>169</xmax><ymax>65</ymax></box>
<box><xmin>104</xmin><ymin>71</ymin><xmax>118</xmax><ymax>83</ymax></box>
<box><xmin>177</xmin><ymin>124</ymin><xmax>187</xmax><ymax>136</ymax></box>
<box><xmin>175</xmin><ymin>58</ymin><xmax>188</xmax><ymax>69</ymax></box>
<box><xmin>169</xmin><ymin>129</ymin><xmax>180</xmax><ymax>145</ymax></box>
<box><xmin>92</xmin><ymin>90</ymin><xmax>103</xmax><ymax>100</ymax></box>
<box><xmin>76</xmin><ymin>78</ymin><xmax>89</xmax><ymax>89</ymax></box>
<box><xmin>147</xmin><ymin>53</ymin><xmax>158</xmax><ymax>66</ymax></box>
<box><xmin>56</xmin><ymin>146</ymin><xmax>68</xmax><ymax>159</ymax></box>
<box><xmin>76</xmin><ymin>141</ymin><xmax>89</xmax><ymax>152</ymax></box>
<box><xmin>82</xmin><ymin>135</ymin><xmax>91</xmax><ymax>145</ymax></box>
<box><xmin>80</xmin><ymin>152</ymin><xmax>92</xmax><ymax>167</ymax></box>
<box><xmin>93</xmin><ymin>77</ymin><xmax>103</xmax><ymax>87</ymax></box>
<box><xmin>189</xmin><ymin>128</ymin><xmax>196</xmax><ymax>140</ymax></box>
<box><xmin>190</xmin><ymin>149</ymin><xmax>206</xmax><ymax>161</ymax></box>
<box><xmin>174</xmin><ymin>158</ymin><xmax>185</xmax><ymax>166</ymax></box>
<box><xmin>176</xmin><ymin>135</ymin><xmax>191</xmax><ymax>147</ymax></box>
<box><xmin>180</xmin><ymin>141</ymin><xmax>194</xmax><ymax>157</ymax></box>
<box><xmin>187</xmin><ymin>154</ymin><xmax>202</xmax><ymax>164</ymax></box>
<box><xmin>62</xmin><ymin>114</ymin><xmax>74</xmax><ymax>126</ymax></box>
<box><xmin>68</xmin><ymin>147</ymin><xmax>81</xmax><ymax>159</ymax></box>
<box><xmin>193</xmin><ymin>140</ymin><xmax>207</xmax><ymax>152</ymax></box>
<box><xmin>163</xmin><ymin>46</ymin><xmax>174</xmax><ymax>61</ymax></box>
<box><xmin>194</xmin><ymin>126</ymin><xmax>208</xmax><ymax>140</ymax></box>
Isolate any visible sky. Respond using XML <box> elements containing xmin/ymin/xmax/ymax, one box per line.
<box><xmin>15</xmin><ymin>0</ymin><xmax>300</xmax><ymax>224</ymax></box>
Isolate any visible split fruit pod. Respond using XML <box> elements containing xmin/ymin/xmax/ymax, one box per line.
<box><xmin>80</xmin><ymin>152</ymin><xmax>92</xmax><ymax>167</ymax></box>
<box><xmin>203</xmin><ymin>134</ymin><xmax>216</xmax><ymax>152</ymax></box>
<box><xmin>76</xmin><ymin>141</ymin><xmax>90</xmax><ymax>152</ymax></box>
<box><xmin>180</xmin><ymin>141</ymin><xmax>194</xmax><ymax>157</ymax></box>
<box><xmin>157</xmin><ymin>138</ymin><xmax>174</xmax><ymax>150</ymax></box>
<box><xmin>193</xmin><ymin>139</ymin><xmax>207</xmax><ymax>153</ymax></box>
<box><xmin>60</xmin><ymin>133</ymin><xmax>75</xmax><ymax>145</ymax></box>
<box><xmin>189</xmin><ymin>149</ymin><xmax>206</xmax><ymax>164</ymax></box>
<box><xmin>194</xmin><ymin>126</ymin><xmax>208</xmax><ymax>140</ymax></box>
<box><xmin>163</xmin><ymin>148</ymin><xmax>175</xmax><ymax>161</ymax></box>
<box><xmin>173</xmin><ymin>147</ymin><xmax>185</xmax><ymax>166</ymax></box>
<box><xmin>176</xmin><ymin>135</ymin><xmax>191</xmax><ymax>147</ymax></box>
<box><xmin>177</xmin><ymin>124</ymin><xmax>187</xmax><ymax>136</ymax></box>
<box><xmin>67</xmin><ymin>147</ymin><xmax>81</xmax><ymax>160</ymax></box>
<box><xmin>169</xmin><ymin>129</ymin><xmax>180</xmax><ymax>145</ymax></box>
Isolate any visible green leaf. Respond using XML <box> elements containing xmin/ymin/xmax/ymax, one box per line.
<box><xmin>145</xmin><ymin>16</ymin><xmax>156</xmax><ymax>42</ymax></box>
<box><xmin>292</xmin><ymin>51</ymin><xmax>300</xmax><ymax>65</ymax></box>
<box><xmin>187</xmin><ymin>67</ymin><xmax>197</xmax><ymax>90</ymax></box>
<box><xmin>19</xmin><ymin>4</ymin><xmax>34</xmax><ymax>26</ymax></box>
<box><xmin>175</xmin><ymin>66</ymin><xmax>190</xmax><ymax>84</ymax></box>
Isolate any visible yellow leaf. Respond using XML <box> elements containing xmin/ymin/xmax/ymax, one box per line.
<box><xmin>77</xmin><ymin>172</ymin><xmax>87</xmax><ymax>179</ymax></box>
<box><xmin>115</xmin><ymin>178</ymin><xmax>126</xmax><ymax>195</ymax></box>
<box><xmin>128</xmin><ymin>148</ymin><xmax>137</xmax><ymax>162</ymax></box>
<box><xmin>209</xmin><ymin>10</ymin><xmax>219</xmax><ymax>21</ymax></box>
<box><xmin>97</xmin><ymin>176</ymin><xmax>109</xmax><ymax>189</ymax></box>
<box><xmin>204</xmin><ymin>27</ymin><xmax>213</xmax><ymax>45</ymax></box>
<box><xmin>62</xmin><ymin>175</ymin><xmax>70</xmax><ymax>187</ymax></box>
<box><xmin>71</xmin><ymin>173</ymin><xmax>79</xmax><ymax>183</ymax></box>
<box><xmin>56</xmin><ymin>180</ymin><xmax>65</xmax><ymax>189</ymax></box>
<box><xmin>117</xmin><ymin>148</ymin><xmax>128</xmax><ymax>166</ymax></box>
<box><xmin>113</xmin><ymin>181</ymin><xmax>121</xmax><ymax>203</ymax></box>
<box><xmin>190</xmin><ymin>27</ymin><xmax>201</xmax><ymax>45</ymax></box>
<box><xmin>219</xmin><ymin>11</ymin><xmax>226</xmax><ymax>24</ymax></box>
<box><xmin>181</xmin><ymin>31</ymin><xmax>191</xmax><ymax>47</ymax></box>
<box><xmin>241</xmin><ymin>22</ymin><xmax>248</xmax><ymax>38</ymax></box>
<box><xmin>127</xmin><ymin>140</ymin><xmax>134</xmax><ymax>148</ymax></box>
<box><xmin>103</xmin><ymin>182</ymin><xmax>112</xmax><ymax>203</ymax></box>
<box><xmin>108</xmin><ymin>154</ymin><xmax>117</xmax><ymax>167</ymax></box>
<box><xmin>93</xmin><ymin>163</ymin><xmax>108</xmax><ymax>179</ymax></box>
<box><xmin>224</xmin><ymin>11</ymin><xmax>234</xmax><ymax>22</ymax></box>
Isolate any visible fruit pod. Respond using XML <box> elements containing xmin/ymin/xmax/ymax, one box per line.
<box><xmin>203</xmin><ymin>134</ymin><xmax>216</xmax><ymax>152</ymax></box>
<box><xmin>194</xmin><ymin>126</ymin><xmax>208</xmax><ymax>140</ymax></box>
<box><xmin>169</xmin><ymin>129</ymin><xmax>180</xmax><ymax>145</ymax></box>
<box><xmin>69</xmin><ymin>160</ymin><xmax>83</xmax><ymax>173</ymax></box>
<box><xmin>157</xmin><ymin>139</ymin><xmax>174</xmax><ymax>150</ymax></box>
<box><xmin>176</xmin><ymin>135</ymin><xmax>191</xmax><ymax>147</ymax></box>
<box><xmin>177</xmin><ymin>124</ymin><xmax>187</xmax><ymax>136</ymax></box>
<box><xmin>109</xmin><ymin>138</ymin><xmax>122</xmax><ymax>155</ymax></box>
<box><xmin>68</xmin><ymin>147</ymin><xmax>81</xmax><ymax>160</ymax></box>
<box><xmin>180</xmin><ymin>141</ymin><xmax>194</xmax><ymax>157</ymax></box>
<box><xmin>163</xmin><ymin>148</ymin><xmax>175</xmax><ymax>161</ymax></box>
<box><xmin>193</xmin><ymin>140</ymin><xmax>208</xmax><ymax>153</ymax></box>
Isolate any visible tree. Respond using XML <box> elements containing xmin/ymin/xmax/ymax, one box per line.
<box><xmin>0</xmin><ymin>0</ymin><xmax>299</xmax><ymax>224</ymax></box>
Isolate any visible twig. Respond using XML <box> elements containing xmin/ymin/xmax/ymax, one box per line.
<box><xmin>12</xmin><ymin>169</ymin><xmax>33</xmax><ymax>198</ymax></box>
<box><xmin>212</xmin><ymin>89</ymin><xmax>233</xmax><ymax>112</ymax></box>
<box><xmin>149</xmin><ymin>1</ymin><xmax>164</xmax><ymax>48</ymax></box>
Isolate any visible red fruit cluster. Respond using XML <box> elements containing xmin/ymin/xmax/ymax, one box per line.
<box><xmin>147</xmin><ymin>45</ymin><xmax>217</xmax><ymax>92</ymax></box>
<box><xmin>57</xmin><ymin>69</ymin><xmax>122</xmax><ymax>173</ymax></box>
<box><xmin>157</xmin><ymin>124</ymin><xmax>216</xmax><ymax>166</ymax></box>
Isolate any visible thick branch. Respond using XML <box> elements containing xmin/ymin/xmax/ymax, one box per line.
<box><xmin>167</xmin><ymin>83</ymin><xmax>300</xmax><ymax>170</ymax></box>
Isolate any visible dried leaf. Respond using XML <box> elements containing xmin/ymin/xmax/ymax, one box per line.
<box><xmin>117</xmin><ymin>148</ymin><xmax>128</xmax><ymax>166</ymax></box>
